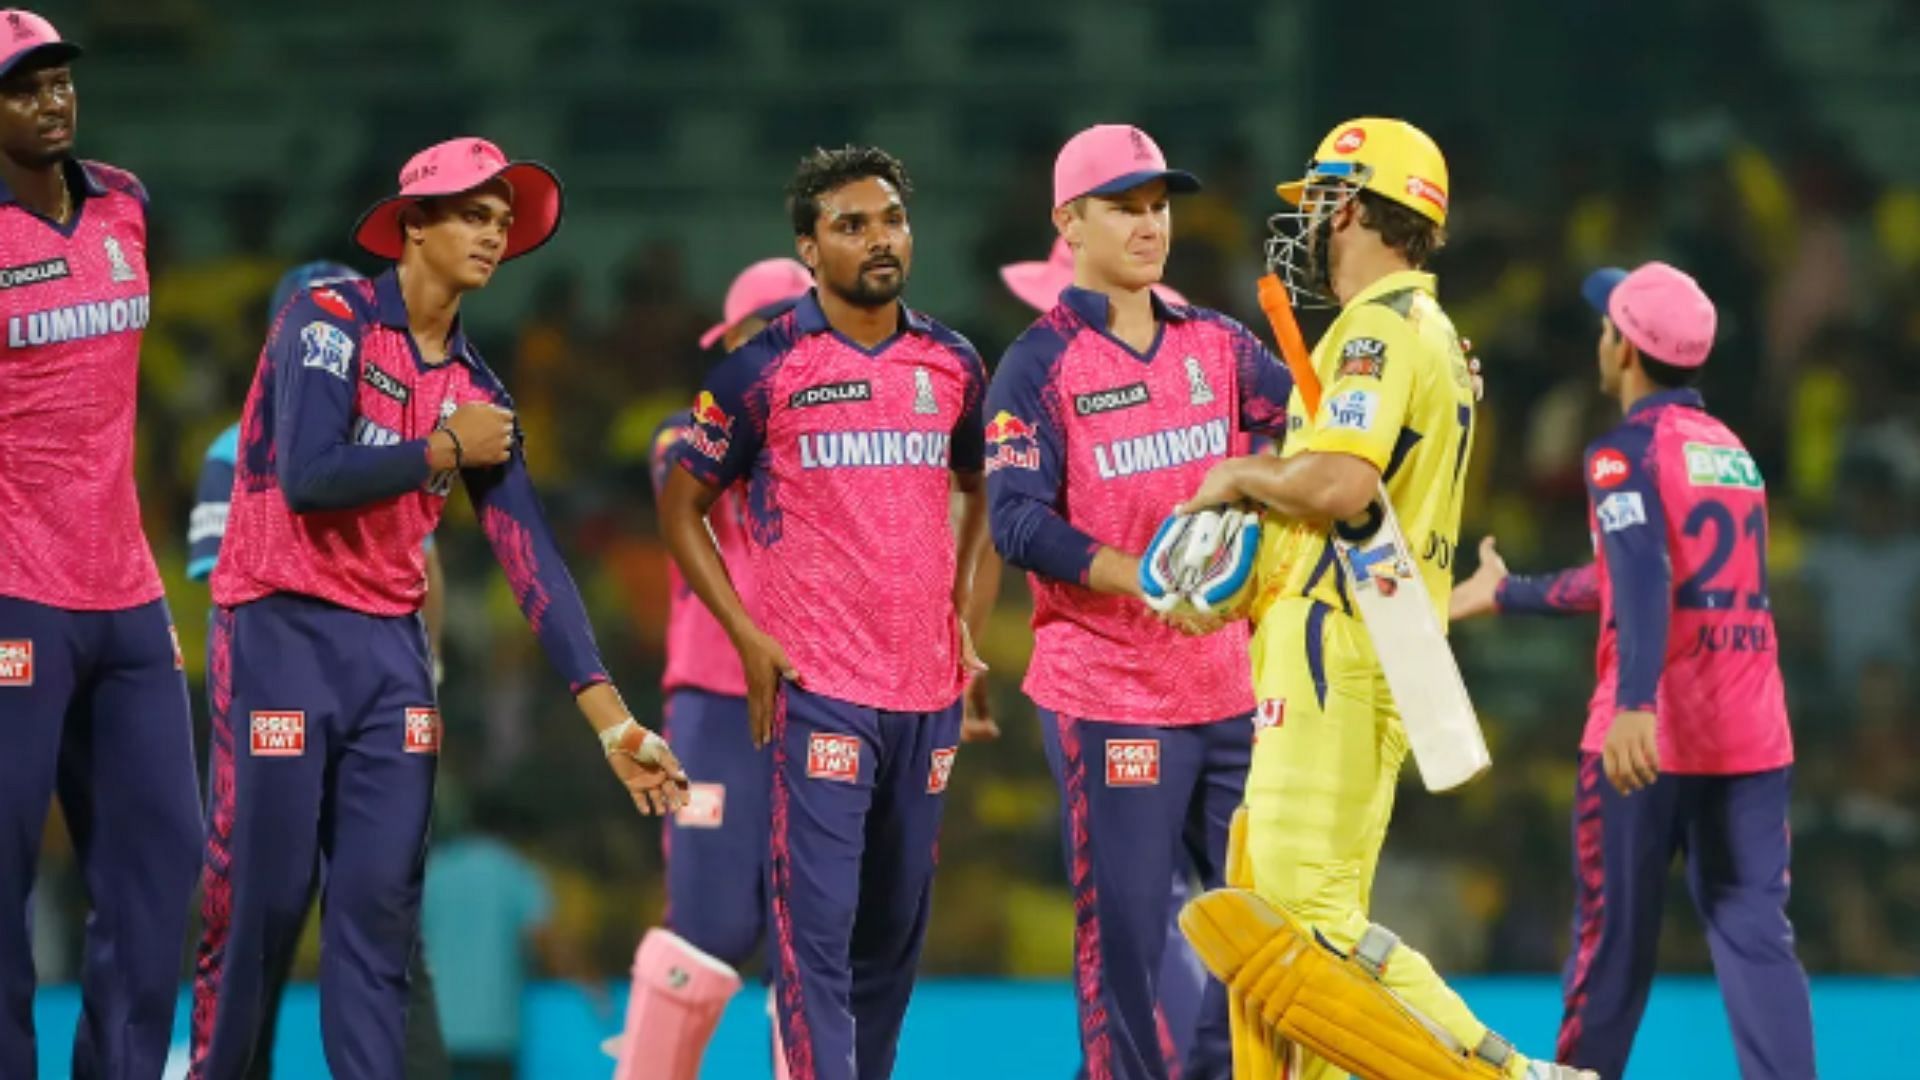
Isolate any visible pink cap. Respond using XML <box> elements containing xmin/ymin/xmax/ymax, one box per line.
<box><xmin>0</xmin><ymin>10</ymin><xmax>79</xmax><ymax>77</ymax></box>
<box><xmin>1053</xmin><ymin>124</ymin><xmax>1200</xmax><ymax>208</ymax></box>
<box><xmin>352</xmin><ymin>137</ymin><xmax>563</xmax><ymax>262</ymax></box>
<box><xmin>1581</xmin><ymin>262</ymin><xmax>1717</xmax><ymax>368</ymax></box>
<box><xmin>999</xmin><ymin>237</ymin><xmax>1189</xmax><ymax>314</ymax></box>
<box><xmin>700</xmin><ymin>257</ymin><xmax>814</xmax><ymax>349</ymax></box>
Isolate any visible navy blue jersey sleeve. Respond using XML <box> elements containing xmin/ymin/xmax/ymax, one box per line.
<box><xmin>1586</xmin><ymin>426</ymin><xmax>1670</xmax><ymax>712</ymax></box>
<box><xmin>984</xmin><ymin>327</ymin><xmax>1103</xmax><ymax>585</ymax></box>
<box><xmin>673</xmin><ymin>340</ymin><xmax>773</xmax><ymax>490</ymax></box>
<box><xmin>187</xmin><ymin>423</ymin><xmax>240</xmax><ymax>581</ymax></box>
<box><xmin>1496</xmin><ymin>563</ymin><xmax>1600</xmax><ymax>615</ymax></box>
<box><xmin>649</xmin><ymin>412</ymin><xmax>690</xmax><ymax>500</ymax></box>
<box><xmin>465</xmin><ymin>448</ymin><xmax>609</xmax><ymax>694</ymax></box>
<box><xmin>951</xmin><ymin>340</ymin><xmax>988</xmax><ymax>474</ymax></box>
<box><xmin>270</xmin><ymin>292</ymin><xmax>433</xmax><ymax>512</ymax></box>
<box><xmin>1219</xmin><ymin>315</ymin><xmax>1294</xmax><ymax>438</ymax></box>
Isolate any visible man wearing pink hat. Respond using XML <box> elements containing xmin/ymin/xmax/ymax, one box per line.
<box><xmin>661</xmin><ymin>145</ymin><xmax>988</xmax><ymax>1080</ymax></box>
<box><xmin>0</xmin><ymin>11</ymin><xmax>205</xmax><ymax>1078</ymax></box>
<box><xmin>610</xmin><ymin>256</ymin><xmax>814</xmax><ymax>1080</ymax></box>
<box><xmin>1453</xmin><ymin>262</ymin><xmax>1815</xmax><ymax>1078</ymax></box>
<box><xmin>193</xmin><ymin>137</ymin><xmax>689</xmax><ymax>1080</ymax></box>
<box><xmin>985</xmin><ymin>123</ymin><xmax>1293</xmax><ymax>1080</ymax></box>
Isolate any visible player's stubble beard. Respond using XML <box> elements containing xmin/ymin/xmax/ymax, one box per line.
<box><xmin>827</xmin><ymin>254</ymin><xmax>908</xmax><ymax>309</ymax></box>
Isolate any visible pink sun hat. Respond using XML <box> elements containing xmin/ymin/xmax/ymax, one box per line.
<box><xmin>1053</xmin><ymin>123</ymin><xmax>1200</xmax><ymax>208</ymax></box>
<box><xmin>0</xmin><ymin>10</ymin><xmax>80</xmax><ymax>79</ymax></box>
<box><xmin>999</xmin><ymin>238</ymin><xmax>1190</xmax><ymax>315</ymax></box>
<box><xmin>1581</xmin><ymin>261</ymin><xmax>1717</xmax><ymax>368</ymax></box>
<box><xmin>353</xmin><ymin>137</ymin><xmax>564</xmax><ymax>262</ymax></box>
<box><xmin>700</xmin><ymin>257</ymin><xmax>815</xmax><ymax>350</ymax></box>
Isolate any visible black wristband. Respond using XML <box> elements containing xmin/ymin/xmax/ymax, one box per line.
<box><xmin>441</xmin><ymin>427</ymin><xmax>464</xmax><ymax>469</ymax></box>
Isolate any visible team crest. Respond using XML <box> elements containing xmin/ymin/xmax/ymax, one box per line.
<box><xmin>1184</xmin><ymin>356</ymin><xmax>1215</xmax><ymax>405</ymax></box>
<box><xmin>103</xmin><ymin>236</ymin><xmax>137</xmax><ymax>283</ymax></box>
<box><xmin>913</xmin><ymin>368</ymin><xmax>939</xmax><ymax>415</ymax></box>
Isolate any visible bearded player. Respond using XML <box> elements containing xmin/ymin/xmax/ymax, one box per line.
<box><xmin>660</xmin><ymin>146</ymin><xmax>986</xmax><ymax>1080</ymax></box>
<box><xmin>1177</xmin><ymin>118</ymin><xmax>1592</xmax><ymax>1080</ymax></box>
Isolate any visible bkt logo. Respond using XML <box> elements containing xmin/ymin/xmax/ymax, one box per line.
<box><xmin>0</xmin><ymin>640</ymin><xmax>32</xmax><ymax>686</ymax></box>
<box><xmin>1105</xmin><ymin>739</ymin><xmax>1161</xmax><ymax>787</ymax></box>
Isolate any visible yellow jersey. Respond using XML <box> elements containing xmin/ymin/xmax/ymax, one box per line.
<box><xmin>1251</xmin><ymin>270</ymin><xmax>1475</xmax><ymax>626</ymax></box>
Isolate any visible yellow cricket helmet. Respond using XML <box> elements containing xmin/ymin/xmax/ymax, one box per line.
<box><xmin>1277</xmin><ymin>117</ymin><xmax>1450</xmax><ymax>226</ymax></box>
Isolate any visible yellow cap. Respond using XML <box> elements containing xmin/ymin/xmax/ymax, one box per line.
<box><xmin>1276</xmin><ymin>118</ymin><xmax>1449</xmax><ymax>226</ymax></box>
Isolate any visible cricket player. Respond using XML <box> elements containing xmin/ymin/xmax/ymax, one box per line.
<box><xmin>189</xmin><ymin>260</ymin><xmax>452</xmax><ymax>1080</ymax></box>
<box><xmin>0</xmin><ymin>12</ymin><xmax>203</xmax><ymax>1077</ymax></box>
<box><xmin>1451</xmin><ymin>263</ymin><xmax>1815</xmax><ymax>1079</ymax></box>
<box><xmin>1176</xmin><ymin>118</ymin><xmax>1590</xmax><ymax>1079</ymax></box>
<box><xmin>659</xmin><ymin>145</ymin><xmax>986</xmax><ymax>1080</ymax></box>
<box><xmin>192</xmin><ymin>137</ymin><xmax>688</xmax><ymax>1080</ymax></box>
<box><xmin>611</xmin><ymin>256</ymin><xmax>814</xmax><ymax>1080</ymax></box>
<box><xmin>999</xmin><ymin>234</ymin><xmax>1216</xmax><ymax>1079</ymax></box>
<box><xmin>986</xmin><ymin>124</ymin><xmax>1294</xmax><ymax>1080</ymax></box>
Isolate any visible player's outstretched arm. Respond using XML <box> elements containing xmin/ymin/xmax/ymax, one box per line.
<box><xmin>464</xmin><ymin>447</ymin><xmax>688</xmax><ymax>814</ymax></box>
<box><xmin>1178</xmin><ymin>449</ymin><xmax>1377</xmax><ymax>524</ymax></box>
<box><xmin>1454</xmin><ymin>536</ymin><xmax>1601</xmax><ymax>621</ymax></box>
<box><xmin>660</xmin><ymin>465</ymin><xmax>796</xmax><ymax>749</ymax></box>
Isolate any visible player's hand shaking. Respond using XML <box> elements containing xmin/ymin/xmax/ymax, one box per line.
<box><xmin>1449</xmin><ymin>536</ymin><xmax>1509</xmax><ymax>621</ymax></box>
<box><xmin>738</xmin><ymin>628</ymin><xmax>801</xmax><ymax>749</ymax></box>
<box><xmin>1604</xmin><ymin>710</ymin><xmax>1661</xmax><ymax>795</ymax></box>
<box><xmin>431</xmin><ymin>402</ymin><xmax>517</xmax><ymax>469</ymax></box>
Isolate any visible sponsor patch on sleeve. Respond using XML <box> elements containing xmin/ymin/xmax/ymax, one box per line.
<box><xmin>298</xmin><ymin>321</ymin><xmax>354</xmax><ymax>380</ymax></box>
<box><xmin>1325</xmin><ymin>389</ymin><xmax>1379</xmax><ymax>432</ymax></box>
<box><xmin>1589</xmin><ymin>448</ymin><xmax>1631</xmax><ymax>489</ymax></box>
<box><xmin>1336</xmin><ymin>337</ymin><xmax>1388</xmax><ymax>379</ymax></box>
<box><xmin>1597</xmin><ymin>491</ymin><xmax>1647</xmax><ymax>533</ymax></box>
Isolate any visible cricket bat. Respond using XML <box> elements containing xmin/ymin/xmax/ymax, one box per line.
<box><xmin>1255</xmin><ymin>275</ymin><xmax>1490</xmax><ymax>793</ymax></box>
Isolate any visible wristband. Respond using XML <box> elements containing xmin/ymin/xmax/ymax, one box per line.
<box><xmin>441</xmin><ymin>427</ymin><xmax>464</xmax><ymax>469</ymax></box>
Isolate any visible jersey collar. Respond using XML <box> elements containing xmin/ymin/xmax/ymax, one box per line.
<box><xmin>0</xmin><ymin>158</ymin><xmax>107</xmax><ymax>207</ymax></box>
<box><xmin>791</xmin><ymin>288</ymin><xmax>930</xmax><ymax>337</ymax></box>
<box><xmin>373</xmin><ymin>268</ymin><xmax>480</xmax><ymax>367</ymax></box>
<box><xmin>1627</xmin><ymin>387</ymin><xmax>1705</xmax><ymax>417</ymax></box>
<box><xmin>1060</xmin><ymin>284</ymin><xmax>1190</xmax><ymax>328</ymax></box>
<box><xmin>1342</xmin><ymin>269</ymin><xmax>1436</xmax><ymax>312</ymax></box>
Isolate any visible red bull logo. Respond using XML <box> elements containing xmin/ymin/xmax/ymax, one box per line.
<box><xmin>686</xmin><ymin>391</ymin><xmax>733</xmax><ymax>460</ymax></box>
<box><xmin>984</xmin><ymin>409</ymin><xmax>1040</xmax><ymax>474</ymax></box>
<box><xmin>0</xmin><ymin>640</ymin><xmax>32</xmax><ymax>686</ymax></box>
<box><xmin>250</xmin><ymin>711</ymin><xmax>306</xmax><ymax>757</ymax></box>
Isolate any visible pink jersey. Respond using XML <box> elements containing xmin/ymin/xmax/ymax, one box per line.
<box><xmin>0</xmin><ymin>160</ymin><xmax>162</xmax><ymax>610</ymax></box>
<box><xmin>984</xmin><ymin>288</ymin><xmax>1293</xmax><ymax>725</ymax></box>
<box><xmin>652</xmin><ymin>413</ymin><xmax>752</xmax><ymax>697</ymax></box>
<box><xmin>213</xmin><ymin>274</ymin><xmax>505</xmax><ymax>616</ymax></box>
<box><xmin>1581</xmin><ymin>389</ymin><xmax>1792</xmax><ymax>773</ymax></box>
<box><xmin>673</xmin><ymin>292</ymin><xmax>986</xmax><ymax>713</ymax></box>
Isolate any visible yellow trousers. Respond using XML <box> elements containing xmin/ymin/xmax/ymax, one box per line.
<box><xmin>1243</xmin><ymin>598</ymin><xmax>1497</xmax><ymax>1080</ymax></box>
